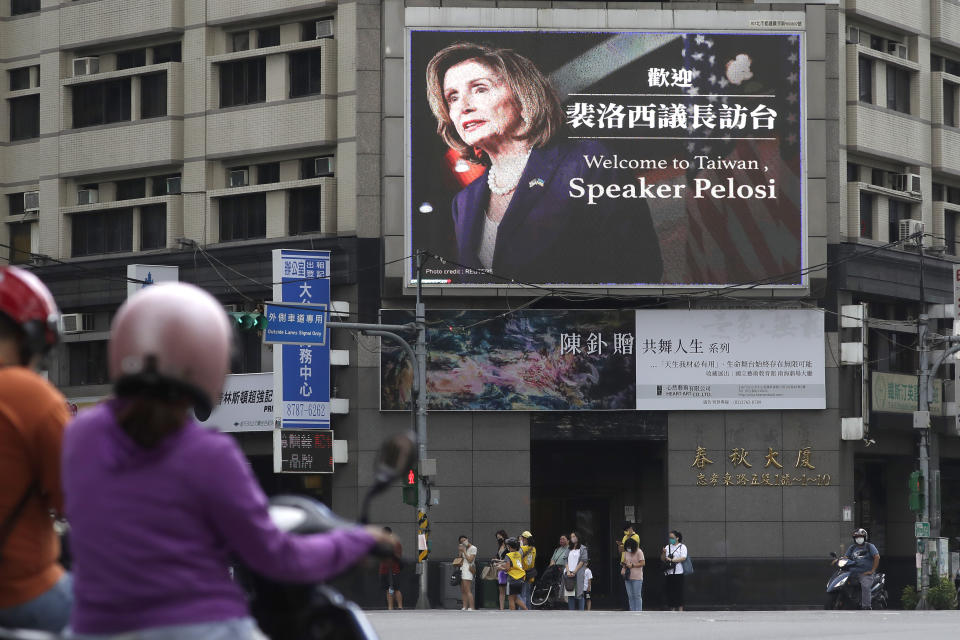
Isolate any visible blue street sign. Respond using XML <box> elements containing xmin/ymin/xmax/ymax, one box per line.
<box><xmin>278</xmin><ymin>344</ymin><xmax>330</xmax><ymax>428</ymax></box>
<box><xmin>271</xmin><ymin>249</ymin><xmax>332</xmax><ymax>431</ymax></box>
<box><xmin>263</xmin><ymin>303</ymin><xmax>327</xmax><ymax>345</ymax></box>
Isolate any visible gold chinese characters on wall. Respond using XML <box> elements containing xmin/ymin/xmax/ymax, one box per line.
<box><xmin>691</xmin><ymin>446</ymin><xmax>831</xmax><ymax>487</ymax></box>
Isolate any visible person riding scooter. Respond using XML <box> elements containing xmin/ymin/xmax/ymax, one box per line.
<box><xmin>62</xmin><ymin>283</ymin><xmax>397</xmax><ymax>639</ymax></box>
<box><xmin>836</xmin><ymin>528</ymin><xmax>880</xmax><ymax>610</ymax></box>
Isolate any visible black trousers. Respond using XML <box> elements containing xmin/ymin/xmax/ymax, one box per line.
<box><xmin>665</xmin><ymin>573</ymin><xmax>685</xmax><ymax>608</ymax></box>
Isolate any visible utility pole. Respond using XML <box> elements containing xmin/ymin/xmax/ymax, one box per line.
<box><xmin>414</xmin><ymin>251</ymin><xmax>430</xmax><ymax>609</ymax></box>
<box><xmin>915</xmin><ymin>237</ymin><xmax>931</xmax><ymax>608</ymax></box>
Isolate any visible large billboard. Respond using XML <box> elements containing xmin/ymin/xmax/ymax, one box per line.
<box><xmin>380</xmin><ymin>309</ymin><xmax>824</xmax><ymax>411</ymax></box>
<box><xmin>406</xmin><ymin>28</ymin><xmax>805</xmax><ymax>288</ymax></box>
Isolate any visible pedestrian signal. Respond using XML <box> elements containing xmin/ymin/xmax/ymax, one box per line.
<box><xmin>402</xmin><ymin>468</ymin><xmax>418</xmax><ymax>506</ymax></box>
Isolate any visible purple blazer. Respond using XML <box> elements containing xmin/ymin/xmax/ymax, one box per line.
<box><xmin>451</xmin><ymin>139</ymin><xmax>662</xmax><ymax>285</ymax></box>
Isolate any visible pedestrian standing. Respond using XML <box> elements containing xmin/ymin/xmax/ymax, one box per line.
<box><xmin>616</xmin><ymin>521</ymin><xmax>640</xmax><ymax>610</ymax></box>
<box><xmin>502</xmin><ymin>538</ymin><xmax>528</xmax><ymax>610</ymax></box>
<box><xmin>494</xmin><ymin>530</ymin><xmax>508</xmax><ymax>610</ymax></box>
<box><xmin>519</xmin><ymin>531</ymin><xmax>537</xmax><ymax>610</ymax></box>
<box><xmin>378</xmin><ymin>527</ymin><xmax>403</xmax><ymax>610</ymax></box>
<box><xmin>661</xmin><ymin>530</ymin><xmax>688</xmax><ymax>611</ymax></box>
<box><xmin>621</xmin><ymin>537</ymin><xmax>645</xmax><ymax>611</ymax></box>
<box><xmin>565</xmin><ymin>532</ymin><xmax>589</xmax><ymax>611</ymax></box>
<box><xmin>456</xmin><ymin>535</ymin><xmax>477</xmax><ymax>611</ymax></box>
<box><xmin>550</xmin><ymin>535</ymin><xmax>569</xmax><ymax>604</ymax></box>
<box><xmin>0</xmin><ymin>267</ymin><xmax>72</xmax><ymax>633</ymax></box>
<box><xmin>583</xmin><ymin>562</ymin><xmax>593</xmax><ymax>611</ymax></box>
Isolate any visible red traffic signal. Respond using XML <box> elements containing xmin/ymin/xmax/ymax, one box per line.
<box><xmin>407</xmin><ymin>469</ymin><xmax>416</xmax><ymax>485</ymax></box>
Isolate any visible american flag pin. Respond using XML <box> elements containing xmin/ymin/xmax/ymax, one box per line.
<box><xmin>528</xmin><ymin>178</ymin><xmax>545</xmax><ymax>188</ymax></box>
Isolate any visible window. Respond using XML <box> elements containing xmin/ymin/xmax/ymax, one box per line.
<box><xmin>9</xmin><ymin>95</ymin><xmax>39</xmax><ymax>141</ymax></box>
<box><xmin>933</xmin><ymin>183</ymin><xmax>944</xmax><ymax>201</ymax></box>
<box><xmin>888</xmin><ymin>200</ymin><xmax>910</xmax><ymax>243</ymax></box>
<box><xmin>7</xmin><ymin>193</ymin><xmax>25</xmax><ymax>216</ymax></box>
<box><xmin>10</xmin><ymin>0</ymin><xmax>40</xmax><ymax>16</ymax></box>
<box><xmin>219</xmin><ymin>58</ymin><xmax>265</xmax><ymax>108</ymax></box>
<box><xmin>859</xmin><ymin>191</ymin><xmax>873</xmax><ymax>239</ymax></box>
<box><xmin>257</xmin><ymin>27</ymin><xmax>280</xmax><ymax>48</ymax></box>
<box><xmin>140</xmin><ymin>72</ymin><xmax>167</xmax><ymax>119</ymax></box>
<box><xmin>858</xmin><ymin>56</ymin><xmax>873</xmax><ymax>103</ymax></box>
<box><xmin>946</xmin><ymin>210</ymin><xmax>957</xmax><ymax>255</ymax></box>
<box><xmin>8</xmin><ymin>66</ymin><xmax>33</xmax><ymax>91</ymax></box>
<box><xmin>946</xmin><ymin>57</ymin><xmax>960</xmax><ymax>76</ymax></box>
<box><xmin>72</xmin><ymin>78</ymin><xmax>131</xmax><ymax>128</ymax></box>
<box><xmin>869</xmin><ymin>35</ymin><xmax>883</xmax><ymax>52</ymax></box>
<box><xmin>289</xmin><ymin>187</ymin><xmax>322</xmax><ymax>235</ymax></box>
<box><xmin>290</xmin><ymin>50</ymin><xmax>323</xmax><ymax>97</ymax></box>
<box><xmin>152</xmin><ymin>173</ymin><xmax>181</xmax><ymax>196</ymax></box>
<box><xmin>256</xmin><ymin>162</ymin><xmax>280</xmax><ymax>184</ymax></box>
<box><xmin>153</xmin><ymin>42</ymin><xmax>182</xmax><ymax>64</ymax></box>
<box><xmin>140</xmin><ymin>204</ymin><xmax>166</xmax><ymax>250</ymax></box>
<box><xmin>219</xmin><ymin>194</ymin><xmax>266</xmax><ymax>241</ymax></box>
<box><xmin>115</xmin><ymin>49</ymin><xmax>146</xmax><ymax>70</ymax></box>
<box><xmin>300</xmin><ymin>157</ymin><xmax>333</xmax><ymax>179</ymax></box>
<box><xmin>945</xmin><ymin>82</ymin><xmax>957</xmax><ymax>128</ymax></box>
<box><xmin>8</xmin><ymin>222</ymin><xmax>31</xmax><ymax>264</ymax></box>
<box><xmin>871</xmin><ymin>168</ymin><xmax>886</xmax><ymax>187</ymax></box>
<box><xmin>115</xmin><ymin>178</ymin><xmax>146</xmax><ymax>201</ymax></box>
<box><xmin>949</xmin><ymin>187</ymin><xmax>960</xmax><ymax>206</ymax></box>
<box><xmin>847</xmin><ymin>162</ymin><xmax>859</xmax><ymax>182</ymax></box>
<box><xmin>68</xmin><ymin>341</ymin><xmax>109</xmax><ymax>386</ymax></box>
<box><xmin>231</xmin><ymin>32</ymin><xmax>250</xmax><ymax>52</ymax></box>
<box><xmin>72</xmin><ymin>209</ymin><xmax>133</xmax><ymax>257</ymax></box>
<box><xmin>886</xmin><ymin>66</ymin><xmax>910</xmax><ymax>114</ymax></box>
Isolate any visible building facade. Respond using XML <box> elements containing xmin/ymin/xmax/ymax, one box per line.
<box><xmin>1</xmin><ymin>0</ymin><xmax>957</xmax><ymax>610</ymax></box>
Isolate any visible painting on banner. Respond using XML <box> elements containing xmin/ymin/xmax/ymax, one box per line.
<box><xmin>406</xmin><ymin>26</ymin><xmax>805</xmax><ymax>287</ymax></box>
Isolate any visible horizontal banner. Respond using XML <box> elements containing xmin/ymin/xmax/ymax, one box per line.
<box><xmin>406</xmin><ymin>28</ymin><xmax>804</xmax><ymax>287</ymax></box>
<box><xmin>380</xmin><ymin>309</ymin><xmax>824</xmax><ymax>411</ymax></box>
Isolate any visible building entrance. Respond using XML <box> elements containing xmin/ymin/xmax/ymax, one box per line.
<box><xmin>530</xmin><ymin>436</ymin><xmax>667</xmax><ymax>610</ymax></box>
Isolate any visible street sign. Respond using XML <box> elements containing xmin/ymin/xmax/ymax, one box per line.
<box><xmin>915</xmin><ymin>521</ymin><xmax>930</xmax><ymax>538</ymax></box>
<box><xmin>273</xmin><ymin>429</ymin><xmax>334</xmax><ymax>473</ymax></box>
<box><xmin>271</xmin><ymin>249</ymin><xmax>331</xmax><ymax>431</ymax></box>
<box><xmin>263</xmin><ymin>303</ymin><xmax>327</xmax><ymax>345</ymax></box>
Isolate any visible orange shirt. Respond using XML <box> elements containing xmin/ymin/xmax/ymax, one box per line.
<box><xmin>0</xmin><ymin>367</ymin><xmax>69</xmax><ymax>607</ymax></box>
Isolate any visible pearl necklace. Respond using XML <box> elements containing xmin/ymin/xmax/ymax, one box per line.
<box><xmin>487</xmin><ymin>149</ymin><xmax>533</xmax><ymax>196</ymax></box>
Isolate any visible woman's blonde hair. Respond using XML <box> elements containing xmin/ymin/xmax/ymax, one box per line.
<box><xmin>425</xmin><ymin>42</ymin><xmax>564</xmax><ymax>166</ymax></box>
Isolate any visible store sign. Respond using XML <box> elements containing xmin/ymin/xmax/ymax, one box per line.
<box><xmin>406</xmin><ymin>28</ymin><xmax>805</xmax><ymax>287</ymax></box>
<box><xmin>690</xmin><ymin>445</ymin><xmax>831</xmax><ymax>487</ymax></box>
<box><xmin>201</xmin><ymin>372</ymin><xmax>274</xmax><ymax>432</ymax></box>
<box><xmin>872</xmin><ymin>371</ymin><xmax>943</xmax><ymax>415</ymax></box>
<box><xmin>380</xmin><ymin>309</ymin><xmax>824</xmax><ymax>411</ymax></box>
<box><xmin>273</xmin><ymin>429</ymin><xmax>334</xmax><ymax>474</ymax></box>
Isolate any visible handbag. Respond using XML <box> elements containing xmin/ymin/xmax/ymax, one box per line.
<box><xmin>452</xmin><ymin>556</ymin><xmax>464</xmax><ymax>567</ymax></box>
<box><xmin>480</xmin><ymin>564</ymin><xmax>495</xmax><ymax>581</ymax></box>
<box><xmin>682</xmin><ymin>556</ymin><xmax>694</xmax><ymax>575</ymax></box>
<box><xmin>563</xmin><ymin>573</ymin><xmax>577</xmax><ymax>592</ymax></box>
<box><xmin>449</xmin><ymin>570</ymin><xmax>462</xmax><ymax>586</ymax></box>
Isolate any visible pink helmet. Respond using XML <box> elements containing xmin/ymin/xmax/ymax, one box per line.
<box><xmin>109</xmin><ymin>282</ymin><xmax>231</xmax><ymax>416</ymax></box>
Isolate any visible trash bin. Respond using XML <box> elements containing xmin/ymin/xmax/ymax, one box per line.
<box><xmin>479</xmin><ymin>575</ymin><xmax>500</xmax><ymax>609</ymax></box>
<box><xmin>439</xmin><ymin>561</ymin><xmax>462</xmax><ymax>609</ymax></box>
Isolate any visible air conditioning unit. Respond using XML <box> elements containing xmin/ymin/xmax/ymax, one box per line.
<box><xmin>165</xmin><ymin>176</ymin><xmax>182</xmax><ymax>195</ymax></box>
<box><xmin>23</xmin><ymin>191</ymin><xmax>39</xmax><ymax>213</ymax></box>
<box><xmin>846</xmin><ymin>26</ymin><xmax>861</xmax><ymax>45</ymax></box>
<box><xmin>892</xmin><ymin>173</ymin><xmax>921</xmax><ymax>195</ymax></box>
<box><xmin>73</xmin><ymin>56</ymin><xmax>100</xmax><ymax>77</ymax></box>
<box><xmin>887</xmin><ymin>42</ymin><xmax>908</xmax><ymax>59</ymax></box>
<box><xmin>315</xmin><ymin>20</ymin><xmax>334</xmax><ymax>39</ymax></box>
<box><xmin>77</xmin><ymin>189</ymin><xmax>99</xmax><ymax>206</ymax></box>
<box><xmin>61</xmin><ymin>313</ymin><xmax>94</xmax><ymax>334</ymax></box>
<box><xmin>898</xmin><ymin>219</ymin><xmax>924</xmax><ymax>244</ymax></box>
<box><xmin>314</xmin><ymin>157</ymin><xmax>334</xmax><ymax>176</ymax></box>
<box><xmin>223</xmin><ymin>304</ymin><xmax>240</xmax><ymax>313</ymax></box>
<box><xmin>228</xmin><ymin>169</ymin><xmax>249</xmax><ymax>188</ymax></box>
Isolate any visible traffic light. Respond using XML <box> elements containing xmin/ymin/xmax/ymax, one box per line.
<box><xmin>908</xmin><ymin>470</ymin><xmax>924</xmax><ymax>513</ymax></box>
<box><xmin>228</xmin><ymin>311</ymin><xmax>266</xmax><ymax>331</ymax></box>
<box><xmin>402</xmin><ymin>467</ymin><xmax>419</xmax><ymax>506</ymax></box>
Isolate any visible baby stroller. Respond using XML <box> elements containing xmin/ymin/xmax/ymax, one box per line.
<box><xmin>530</xmin><ymin>564</ymin><xmax>564</xmax><ymax>609</ymax></box>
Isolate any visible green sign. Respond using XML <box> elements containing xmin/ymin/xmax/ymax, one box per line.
<box><xmin>915</xmin><ymin>521</ymin><xmax>930</xmax><ymax>538</ymax></box>
<box><xmin>871</xmin><ymin>372</ymin><xmax>943</xmax><ymax>415</ymax></box>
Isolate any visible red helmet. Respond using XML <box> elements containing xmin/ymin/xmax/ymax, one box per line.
<box><xmin>109</xmin><ymin>283</ymin><xmax>232</xmax><ymax>417</ymax></box>
<box><xmin>0</xmin><ymin>266</ymin><xmax>60</xmax><ymax>361</ymax></box>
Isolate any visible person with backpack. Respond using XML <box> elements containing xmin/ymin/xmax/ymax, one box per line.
<box><xmin>0</xmin><ymin>266</ymin><xmax>71</xmax><ymax>633</ymax></box>
<box><xmin>519</xmin><ymin>531</ymin><xmax>537</xmax><ymax>610</ymax></box>
<box><xmin>498</xmin><ymin>538</ymin><xmax>527</xmax><ymax>611</ymax></box>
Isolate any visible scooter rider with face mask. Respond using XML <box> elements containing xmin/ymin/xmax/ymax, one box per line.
<box><xmin>840</xmin><ymin>528</ymin><xmax>880</xmax><ymax>610</ymax></box>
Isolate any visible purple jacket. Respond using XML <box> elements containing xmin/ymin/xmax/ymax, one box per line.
<box><xmin>63</xmin><ymin>400</ymin><xmax>374</xmax><ymax>634</ymax></box>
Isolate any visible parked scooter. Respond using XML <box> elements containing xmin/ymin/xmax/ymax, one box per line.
<box><xmin>825</xmin><ymin>552</ymin><xmax>888</xmax><ymax>610</ymax></box>
<box><xmin>0</xmin><ymin>432</ymin><xmax>417</xmax><ymax>640</ymax></box>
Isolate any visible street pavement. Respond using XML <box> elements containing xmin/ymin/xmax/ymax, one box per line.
<box><xmin>367</xmin><ymin>609</ymin><xmax>959</xmax><ymax>640</ymax></box>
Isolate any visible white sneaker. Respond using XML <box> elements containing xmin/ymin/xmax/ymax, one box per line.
<box><xmin>466</xmin><ymin>608</ymin><xmax>474</xmax><ymax>611</ymax></box>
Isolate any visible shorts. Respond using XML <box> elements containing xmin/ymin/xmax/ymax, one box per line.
<box><xmin>507</xmin><ymin>578</ymin><xmax>524</xmax><ymax>596</ymax></box>
<box><xmin>460</xmin><ymin>564</ymin><xmax>474</xmax><ymax>581</ymax></box>
<box><xmin>583</xmin><ymin>591</ymin><xmax>591</xmax><ymax>600</ymax></box>
<box><xmin>379</xmin><ymin>573</ymin><xmax>398</xmax><ymax>591</ymax></box>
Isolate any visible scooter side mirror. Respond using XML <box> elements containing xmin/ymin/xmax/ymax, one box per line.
<box><xmin>358</xmin><ymin>431</ymin><xmax>417</xmax><ymax>525</ymax></box>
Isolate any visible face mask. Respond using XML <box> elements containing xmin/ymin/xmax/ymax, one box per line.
<box><xmin>669</xmin><ymin>538</ymin><xmax>677</xmax><ymax>545</ymax></box>
<box><xmin>854</xmin><ymin>537</ymin><xmax>865</xmax><ymax>545</ymax></box>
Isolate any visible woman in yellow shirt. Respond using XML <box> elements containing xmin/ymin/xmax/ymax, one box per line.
<box><xmin>519</xmin><ymin>531</ymin><xmax>537</xmax><ymax>609</ymax></box>
<box><xmin>501</xmin><ymin>538</ymin><xmax>528</xmax><ymax>611</ymax></box>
